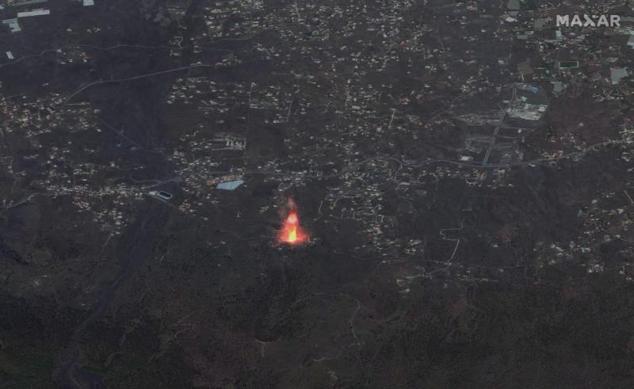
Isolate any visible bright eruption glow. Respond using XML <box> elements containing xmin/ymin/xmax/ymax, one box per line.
<box><xmin>278</xmin><ymin>206</ymin><xmax>309</xmax><ymax>245</ymax></box>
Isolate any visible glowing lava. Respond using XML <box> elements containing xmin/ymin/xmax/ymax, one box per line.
<box><xmin>278</xmin><ymin>207</ymin><xmax>309</xmax><ymax>245</ymax></box>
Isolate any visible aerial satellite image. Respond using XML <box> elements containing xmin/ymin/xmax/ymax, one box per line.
<box><xmin>0</xmin><ymin>0</ymin><xmax>633</xmax><ymax>388</ymax></box>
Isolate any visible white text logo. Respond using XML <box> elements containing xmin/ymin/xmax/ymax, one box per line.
<box><xmin>556</xmin><ymin>14</ymin><xmax>620</xmax><ymax>28</ymax></box>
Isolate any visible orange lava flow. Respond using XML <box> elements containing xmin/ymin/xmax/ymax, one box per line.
<box><xmin>278</xmin><ymin>209</ymin><xmax>309</xmax><ymax>245</ymax></box>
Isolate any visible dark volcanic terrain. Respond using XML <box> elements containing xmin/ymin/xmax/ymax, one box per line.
<box><xmin>1</xmin><ymin>0</ymin><xmax>633</xmax><ymax>388</ymax></box>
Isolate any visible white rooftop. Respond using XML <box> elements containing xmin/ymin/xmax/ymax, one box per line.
<box><xmin>2</xmin><ymin>18</ymin><xmax>21</xmax><ymax>32</ymax></box>
<box><xmin>17</xmin><ymin>9</ymin><xmax>50</xmax><ymax>17</ymax></box>
<box><xmin>611</xmin><ymin>68</ymin><xmax>629</xmax><ymax>85</ymax></box>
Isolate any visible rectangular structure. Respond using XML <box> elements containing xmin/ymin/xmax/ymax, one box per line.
<box><xmin>17</xmin><ymin>9</ymin><xmax>50</xmax><ymax>17</ymax></box>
